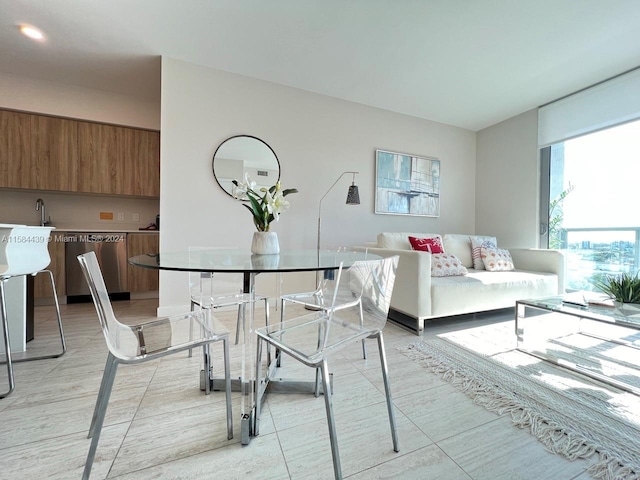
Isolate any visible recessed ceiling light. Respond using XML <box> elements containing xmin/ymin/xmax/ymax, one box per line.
<box><xmin>20</xmin><ymin>24</ymin><xmax>45</xmax><ymax>41</ymax></box>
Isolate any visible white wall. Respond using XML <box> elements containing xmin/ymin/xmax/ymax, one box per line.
<box><xmin>160</xmin><ymin>57</ymin><xmax>477</xmax><ymax>311</ymax></box>
<box><xmin>0</xmin><ymin>72</ymin><xmax>159</xmax><ymax>129</ymax></box>
<box><xmin>475</xmin><ymin>109</ymin><xmax>539</xmax><ymax>248</ymax></box>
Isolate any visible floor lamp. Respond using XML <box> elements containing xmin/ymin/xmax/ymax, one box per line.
<box><xmin>316</xmin><ymin>171</ymin><xmax>360</xmax><ymax>284</ymax></box>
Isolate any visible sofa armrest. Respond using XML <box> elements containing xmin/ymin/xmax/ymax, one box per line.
<box><xmin>509</xmin><ymin>248</ymin><xmax>566</xmax><ymax>294</ymax></box>
<box><xmin>353</xmin><ymin>246</ymin><xmax>432</xmax><ymax>318</ymax></box>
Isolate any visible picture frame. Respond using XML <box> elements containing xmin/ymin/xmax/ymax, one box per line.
<box><xmin>375</xmin><ymin>149</ymin><xmax>440</xmax><ymax>217</ymax></box>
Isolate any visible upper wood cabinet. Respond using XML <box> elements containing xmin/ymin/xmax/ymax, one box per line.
<box><xmin>0</xmin><ymin>109</ymin><xmax>31</xmax><ymax>188</ymax></box>
<box><xmin>31</xmin><ymin>115</ymin><xmax>79</xmax><ymax>191</ymax></box>
<box><xmin>0</xmin><ymin>109</ymin><xmax>159</xmax><ymax>197</ymax></box>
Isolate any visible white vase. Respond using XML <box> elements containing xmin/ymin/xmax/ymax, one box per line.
<box><xmin>251</xmin><ymin>231</ymin><xmax>280</xmax><ymax>255</ymax></box>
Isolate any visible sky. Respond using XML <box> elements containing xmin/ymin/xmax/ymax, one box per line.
<box><xmin>562</xmin><ymin>119</ymin><xmax>640</xmax><ymax>231</ymax></box>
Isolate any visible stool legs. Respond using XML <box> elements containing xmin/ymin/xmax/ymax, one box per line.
<box><xmin>0</xmin><ymin>271</ymin><xmax>66</xmax><ymax>399</ymax></box>
<box><xmin>0</xmin><ymin>279</ymin><xmax>16</xmax><ymax>399</ymax></box>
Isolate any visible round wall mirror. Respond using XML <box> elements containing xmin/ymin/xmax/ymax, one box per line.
<box><xmin>212</xmin><ymin>135</ymin><xmax>280</xmax><ymax>199</ymax></box>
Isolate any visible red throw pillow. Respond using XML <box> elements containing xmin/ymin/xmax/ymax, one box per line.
<box><xmin>408</xmin><ymin>236</ymin><xmax>444</xmax><ymax>254</ymax></box>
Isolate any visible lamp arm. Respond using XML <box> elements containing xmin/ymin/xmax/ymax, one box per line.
<box><xmin>317</xmin><ymin>171</ymin><xmax>358</xmax><ymax>254</ymax></box>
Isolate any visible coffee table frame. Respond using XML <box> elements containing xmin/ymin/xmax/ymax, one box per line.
<box><xmin>516</xmin><ymin>297</ymin><xmax>640</xmax><ymax>396</ymax></box>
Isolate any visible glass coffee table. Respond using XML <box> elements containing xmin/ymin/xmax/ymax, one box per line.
<box><xmin>516</xmin><ymin>296</ymin><xmax>640</xmax><ymax>395</ymax></box>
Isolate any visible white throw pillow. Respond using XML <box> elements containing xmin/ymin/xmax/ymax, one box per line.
<box><xmin>481</xmin><ymin>246</ymin><xmax>515</xmax><ymax>271</ymax></box>
<box><xmin>470</xmin><ymin>236</ymin><xmax>497</xmax><ymax>270</ymax></box>
<box><xmin>431</xmin><ymin>253</ymin><xmax>468</xmax><ymax>277</ymax></box>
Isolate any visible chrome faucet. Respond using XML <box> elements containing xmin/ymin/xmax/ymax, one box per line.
<box><xmin>35</xmin><ymin>198</ymin><xmax>51</xmax><ymax>226</ymax></box>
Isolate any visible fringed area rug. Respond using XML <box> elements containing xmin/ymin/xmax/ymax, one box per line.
<box><xmin>399</xmin><ymin>337</ymin><xmax>640</xmax><ymax>480</ymax></box>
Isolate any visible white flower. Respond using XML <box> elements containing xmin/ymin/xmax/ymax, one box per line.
<box><xmin>232</xmin><ymin>173</ymin><xmax>257</xmax><ymax>200</ymax></box>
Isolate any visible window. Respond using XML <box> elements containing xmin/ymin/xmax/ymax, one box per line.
<box><xmin>543</xmin><ymin>119</ymin><xmax>640</xmax><ymax>292</ymax></box>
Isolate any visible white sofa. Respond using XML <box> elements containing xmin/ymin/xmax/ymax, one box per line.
<box><xmin>354</xmin><ymin>232</ymin><xmax>566</xmax><ymax>334</ymax></box>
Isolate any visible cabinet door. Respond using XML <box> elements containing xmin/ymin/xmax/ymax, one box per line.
<box><xmin>128</xmin><ymin>129</ymin><xmax>160</xmax><ymax>197</ymax></box>
<box><xmin>34</xmin><ymin>234</ymin><xmax>66</xmax><ymax>299</ymax></box>
<box><xmin>77</xmin><ymin>121</ymin><xmax>122</xmax><ymax>194</ymax></box>
<box><xmin>30</xmin><ymin>115</ymin><xmax>78</xmax><ymax>191</ymax></box>
<box><xmin>127</xmin><ymin>233</ymin><xmax>159</xmax><ymax>292</ymax></box>
<box><xmin>0</xmin><ymin>110</ymin><xmax>31</xmax><ymax>188</ymax></box>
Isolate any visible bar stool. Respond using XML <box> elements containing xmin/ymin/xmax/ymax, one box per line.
<box><xmin>0</xmin><ymin>224</ymin><xmax>66</xmax><ymax>399</ymax></box>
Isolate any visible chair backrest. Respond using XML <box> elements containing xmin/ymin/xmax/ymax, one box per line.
<box><xmin>77</xmin><ymin>251</ymin><xmax>140</xmax><ymax>360</ymax></box>
<box><xmin>0</xmin><ymin>225</ymin><xmax>53</xmax><ymax>277</ymax></box>
<box><xmin>320</xmin><ymin>255</ymin><xmax>398</xmax><ymax>354</ymax></box>
<box><xmin>347</xmin><ymin>255</ymin><xmax>398</xmax><ymax>327</ymax></box>
<box><xmin>188</xmin><ymin>246</ymin><xmax>244</xmax><ymax>307</ymax></box>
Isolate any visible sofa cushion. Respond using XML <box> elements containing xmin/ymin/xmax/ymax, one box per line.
<box><xmin>482</xmin><ymin>246</ymin><xmax>515</xmax><ymax>271</ymax></box>
<box><xmin>377</xmin><ymin>232</ymin><xmax>440</xmax><ymax>250</ymax></box>
<box><xmin>442</xmin><ymin>234</ymin><xmax>474</xmax><ymax>267</ymax></box>
<box><xmin>430</xmin><ymin>270</ymin><xmax>559</xmax><ymax>317</ymax></box>
<box><xmin>470</xmin><ymin>236</ymin><xmax>497</xmax><ymax>270</ymax></box>
<box><xmin>431</xmin><ymin>253</ymin><xmax>468</xmax><ymax>277</ymax></box>
<box><xmin>409</xmin><ymin>235</ymin><xmax>444</xmax><ymax>253</ymax></box>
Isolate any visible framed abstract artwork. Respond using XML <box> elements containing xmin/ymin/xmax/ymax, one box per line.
<box><xmin>375</xmin><ymin>149</ymin><xmax>440</xmax><ymax>217</ymax></box>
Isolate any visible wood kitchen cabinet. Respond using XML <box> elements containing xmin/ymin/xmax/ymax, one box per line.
<box><xmin>30</xmin><ymin>115</ymin><xmax>79</xmax><ymax>191</ymax></box>
<box><xmin>76</xmin><ymin>121</ymin><xmax>160</xmax><ymax>196</ymax></box>
<box><xmin>127</xmin><ymin>233</ymin><xmax>159</xmax><ymax>292</ymax></box>
<box><xmin>0</xmin><ymin>109</ymin><xmax>31</xmax><ymax>188</ymax></box>
<box><xmin>34</xmin><ymin>233</ymin><xmax>66</xmax><ymax>300</ymax></box>
<box><xmin>0</xmin><ymin>108</ymin><xmax>159</xmax><ymax>197</ymax></box>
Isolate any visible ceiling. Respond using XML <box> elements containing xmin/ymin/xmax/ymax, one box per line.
<box><xmin>2</xmin><ymin>0</ymin><xmax>640</xmax><ymax>131</ymax></box>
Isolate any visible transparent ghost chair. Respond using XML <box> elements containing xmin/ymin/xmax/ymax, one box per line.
<box><xmin>255</xmin><ymin>256</ymin><xmax>399</xmax><ymax>480</ymax></box>
<box><xmin>279</xmin><ymin>248</ymin><xmax>367</xmax><ymax>360</ymax></box>
<box><xmin>188</xmin><ymin>246</ymin><xmax>270</xmax><ymax>351</ymax></box>
<box><xmin>77</xmin><ymin>252</ymin><xmax>232</xmax><ymax>480</ymax></box>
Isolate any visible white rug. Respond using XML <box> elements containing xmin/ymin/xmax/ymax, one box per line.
<box><xmin>399</xmin><ymin>333</ymin><xmax>640</xmax><ymax>480</ymax></box>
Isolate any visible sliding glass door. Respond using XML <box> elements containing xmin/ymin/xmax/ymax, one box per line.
<box><xmin>541</xmin><ymin>119</ymin><xmax>640</xmax><ymax>292</ymax></box>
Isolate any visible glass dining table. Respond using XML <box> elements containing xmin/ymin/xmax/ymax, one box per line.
<box><xmin>129</xmin><ymin>248</ymin><xmax>376</xmax><ymax>444</ymax></box>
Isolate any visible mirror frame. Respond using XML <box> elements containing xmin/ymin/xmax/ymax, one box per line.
<box><xmin>211</xmin><ymin>135</ymin><xmax>281</xmax><ymax>200</ymax></box>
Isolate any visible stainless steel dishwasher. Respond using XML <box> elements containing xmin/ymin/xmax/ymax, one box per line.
<box><xmin>65</xmin><ymin>232</ymin><xmax>130</xmax><ymax>303</ymax></box>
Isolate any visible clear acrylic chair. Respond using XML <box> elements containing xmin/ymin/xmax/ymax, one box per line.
<box><xmin>77</xmin><ymin>252</ymin><xmax>233</xmax><ymax>480</ymax></box>
<box><xmin>279</xmin><ymin>249</ymin><xmax>367</xmax><ymax>360</ymax></box>
<box><xmin>255</xmin><ymin>256</ymin><xmax>399</xmax><ymax>480</ymax></box>
<box><xmin>188</xmin><ymin>247</ymin><xmax>270</xmax><ymax>349</ymax></box>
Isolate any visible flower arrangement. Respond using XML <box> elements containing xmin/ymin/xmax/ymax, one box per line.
<box><xmin>232</xmin><ymin>174</ymin><xmax>298</xmax><ymax>232</ymax></box>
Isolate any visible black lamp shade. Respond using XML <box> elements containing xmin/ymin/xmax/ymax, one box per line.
<box><xmin>346</xmin><ymin>184</ymin><xmax>360</xmax><ymax>205</ymax></box>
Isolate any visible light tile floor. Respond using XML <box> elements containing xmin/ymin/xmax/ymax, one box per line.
<box><xmin>0</xmin><ymin>299</ymin><xmax>595</xmax><ymax>479</ymax></box>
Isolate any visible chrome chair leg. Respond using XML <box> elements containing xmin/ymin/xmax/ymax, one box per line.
<box><xmin>377</xmin><ymin>333</ymin><xmax>399</xmax><ymax>452</ymax></box>
<box><xmin>89</xmin><ymin>354</ymin><xmax>117</xmax><ymax>437</ymax></box>
<box><xmin>203</xmin><ymin>343</ymin><xmax>211</xmax><ymax>395</ymax></box>
<box><xmin>83</xmin><ymin>353</ymin><xmax>118</xmax><ymax>480</ymax></box>
<box><xmin>222</xmin><ymin>336</ymin><xmax>233</xmax><ymax>439</ymax></box>
<box><xmin>0</xmin><ymin>271</ymin><xmax>67</xmax><ymax>371</ymax></box>
<box><xmin>359</xmin><ymin>302</ymin><xmax>367</xmax><ymax>360</ymax></box>
<box><xmin>18</xmin><ymin>270</ymin><xmax>66</xmax><ymax>361</ymax></box>
<box><xmin>321</xmin><ymin>359</ymin><xmax>342</xmax><ymax>480</ymax></box>
<box><xmin>0</xmin><ymin>280</ymin><xmax>15</xmax><ymax>399</ymax></box>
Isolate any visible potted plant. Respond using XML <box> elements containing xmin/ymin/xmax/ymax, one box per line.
<box><xmin>231</xmin><ymin>174</ymin><xmax>298</xmax><ymax>254</ymax></box>
<box><xmin>594</xmin><ymin>271</ymin><xmax>640</xmax><ymax>315</ymax></box>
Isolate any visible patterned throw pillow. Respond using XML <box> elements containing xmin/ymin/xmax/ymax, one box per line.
<box><xmin>431</xmin><ymin>253</ymin><xmax>468</xmax><ymax>277</ymax></box>
<box><xmin>470</xmin><ymin>236</ymin><xmax>497</xmax><ymax>270</ymax></box>
<box><xmin>481</xmin><ymin>246</ymin><xmax>515</xmax><ymax>271</ymax></box>
<box><xmin>409</xmin><ymin>236</ymin><xmax>444</xmax><ymax>254</ymax></box>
